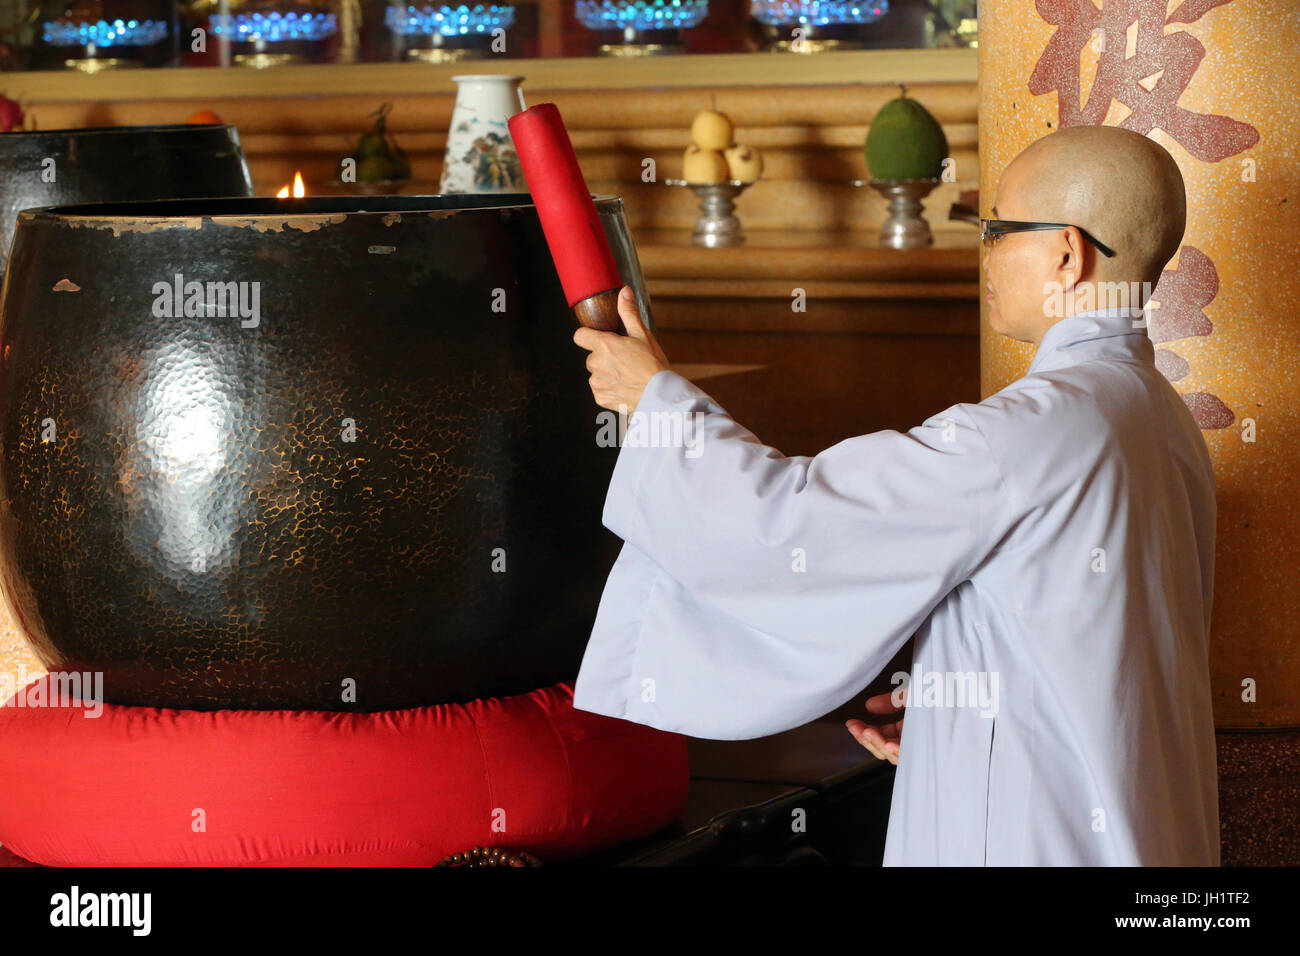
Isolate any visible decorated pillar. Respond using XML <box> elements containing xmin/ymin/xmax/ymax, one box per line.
<box><xmin>979</xmin><ymin>0</ymin><xmax>1299</xmax><ymax>729</ymax></box>
<box><xmin>0</xmin><ymin>598</ymin><xmax>40</xmax><ymax>700</ymax></box>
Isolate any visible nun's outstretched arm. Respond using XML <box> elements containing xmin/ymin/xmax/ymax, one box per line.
<box><xmin>572</xmin><ymin>368</ymin><xmax>1015</xmax><ymax>740</ymax></box>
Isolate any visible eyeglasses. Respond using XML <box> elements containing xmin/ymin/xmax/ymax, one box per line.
<box><xmin>980</xmin><ymin>219</ymin><xmax>1115</xmax><ymax>258</ymax></box>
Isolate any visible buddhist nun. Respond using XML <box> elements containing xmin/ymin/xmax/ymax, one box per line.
<box><xmin>570</xmin><ymin>125</ymin><xmax>1219</xmax><ymax>866</ymax></box>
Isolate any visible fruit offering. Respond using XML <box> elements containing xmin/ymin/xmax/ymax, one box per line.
<box><xmin>724</xmin><ymin>144</ymin><xmax>762</xmax><ymax>183</ymax></box>
<box><xmin>864</xmin><ymin>85</ymin><xmax>949</xmax><ymax>181</ymax></box>
<box><xmin>341</xmin><ymin>103</ymin><xmax>412</xmax><ymax>184</ymax></box>
<box><xmin>186</xmin><ymin>109</ymin><xmax>224</xmax><ymax>125</ymax></box>
<box><xmin>684</xmin><ymin>108</ymin><xmax>763</xmax><ymax>185</ymax></box>
<box><xmin>691</xmin><ymin>109</ymin><xmax>732</xmax><ymax>151</ymax></box>
<box><xmin>682</xmin><ymin>144</ymin><xmax>729</xmax><ymax>184</ymax></box>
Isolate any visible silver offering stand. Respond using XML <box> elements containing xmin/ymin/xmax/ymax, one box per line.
<box><xmin>852</xmin><ymin>177</ymin><xmax>942</xmax><ymax>249</ymax></box>
<box><xmin>665</xmin><ymin>178</ymin><xmax>757</xmax><ymax>248</ymax></box>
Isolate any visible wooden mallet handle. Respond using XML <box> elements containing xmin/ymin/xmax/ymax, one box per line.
<box><xmin>572</xmin><ymin>288</ymin><xmax>624</xmax><ymax>332</ymax></box>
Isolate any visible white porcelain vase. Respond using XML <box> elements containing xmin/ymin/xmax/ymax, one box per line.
<box><xmin>439</xmin><ymin>74</ymin><xmax>529</xmax><ymax>194</ymax></box>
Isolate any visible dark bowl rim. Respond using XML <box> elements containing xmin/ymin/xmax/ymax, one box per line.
<box><xmin>16</xmin><ymin>193</ymin><xmax>626</xmax><ymax>223</ymax></box>
<box><xmin>0</xmin><ymin>124</ymin><xmax>237</xmax><ymax>138</ymax></box>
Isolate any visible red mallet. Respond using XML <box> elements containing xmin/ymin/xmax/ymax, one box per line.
<box><xmin>508</xmin><ymin>103</ymin><xmax>624</xmax><ymax>332</ymax></box>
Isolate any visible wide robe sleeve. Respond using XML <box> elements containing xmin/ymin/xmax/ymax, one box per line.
<box><xmin>571</xmin><ymin>368</ymin><xmax>1012</xmax><ymax>740</ymax></box>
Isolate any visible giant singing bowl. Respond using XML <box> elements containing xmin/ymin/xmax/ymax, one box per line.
<box><xmin>0</xmin><ymin>194</ymin><xmax>648</xmax><ymax>710</ymax></box>
<box><xmin>0</xmin><ymin>124</ymin><xmax>254</xmax><ymax>277</ymax></box>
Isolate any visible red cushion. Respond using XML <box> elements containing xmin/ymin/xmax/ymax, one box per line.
<box><xmin>0</xmin><ymin>676</ymin><xmax>687</xmax><ymax>866</ymax></box>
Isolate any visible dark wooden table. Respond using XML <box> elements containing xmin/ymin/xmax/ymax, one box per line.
<box><xmin>576</xmin><ymin>719</ymin><xmax>895</xmax><ymax>866</ymax></box>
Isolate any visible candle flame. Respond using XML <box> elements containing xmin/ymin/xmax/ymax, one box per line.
<box><xmin>276</xmin><ymin>171</ymin><xmax>306</xmax><ymax>199</ymax></box>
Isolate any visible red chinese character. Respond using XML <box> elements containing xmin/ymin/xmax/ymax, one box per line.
<box><xmin>1030</xmin><ymin>0</ymin><xmax>1259</xmax><ymax>162</ymax></box>
<box><xmin>1146</xmin><ymin>246</ymin><xmax>1234</xmax><ymax>429</ymax></box>
<box><xmin>1028</xmin><ymin>0</ymin><xmax>1259</xmax><ymax>428</ymax></box>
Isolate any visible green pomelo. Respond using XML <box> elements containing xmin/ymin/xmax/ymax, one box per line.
<box><xmin>864</xmin><ymin>91</ymin><xmax>949</xmax><ymax>180</ymax></box>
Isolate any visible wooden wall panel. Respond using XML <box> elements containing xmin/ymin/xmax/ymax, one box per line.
<box><xmin>661</xmin><ymin>326</ymin><xmax>980</xmax><ymax>458</ymax></box>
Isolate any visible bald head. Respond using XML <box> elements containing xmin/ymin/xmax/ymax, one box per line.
<box><xmin>986</xmin><ymin>126</ymin><xmax>1187</xmax><ymax>344</ymax></box>
<box><xmin>1003</xmin><ymin>126</ymin><xmax>1186</xmax><ymax>287</ymax></box>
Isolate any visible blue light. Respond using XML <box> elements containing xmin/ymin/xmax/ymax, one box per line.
<box><xmin>209</xmin><ymin>12</ymin><xmax>340</xmax><ymax>42</ymax></box>
<box><xmin>42</xmin><ymin>18</ymin><xmax>168</xmax><ymax>47</ymax></box>
<box><xmin>385</xmin><ymin>4</ymin><xmax>516</xmax><ymax>36</ymax></box>
<box><xmin>750</xmin><ymin>0</ymin><xmax>889</xmax><ymax>26</ymax></box>
<box><xmin>574</xmin><ymin>0</ymin><xmax>709</xmax><ymax>30</ymax></box>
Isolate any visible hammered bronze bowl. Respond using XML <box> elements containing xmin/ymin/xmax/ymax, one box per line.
<box><xmin>0</xmin><ymin>194</ymin><xmax>648</xmax><ymax>710</ymax></box>
<box><xmin>0</xmin><ymin>124</ymin><xmax>254</xmax><ymax>276</ymax></box>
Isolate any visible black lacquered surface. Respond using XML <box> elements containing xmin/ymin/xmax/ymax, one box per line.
<box><xmin>0</xmin><ymin>195</ymin><xmax>632</xmax><ymax>710</ymax></box>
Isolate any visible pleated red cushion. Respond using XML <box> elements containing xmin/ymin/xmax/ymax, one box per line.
<box><xmin>0</xmin><ymin>676</ymin><xmax>687</xmax><ymax>866</ymax></box>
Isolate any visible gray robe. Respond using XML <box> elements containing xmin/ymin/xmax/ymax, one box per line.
<box><xmin>573</xmin><ymin>307</ymin><xmax>1220</xmax><ymax>865</ymax></box>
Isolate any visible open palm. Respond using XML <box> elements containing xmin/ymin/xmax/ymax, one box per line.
<box><xmin>846</xmin><ymin>688</ymin><xmax>906</xmax><ymax>765</ymax></box>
